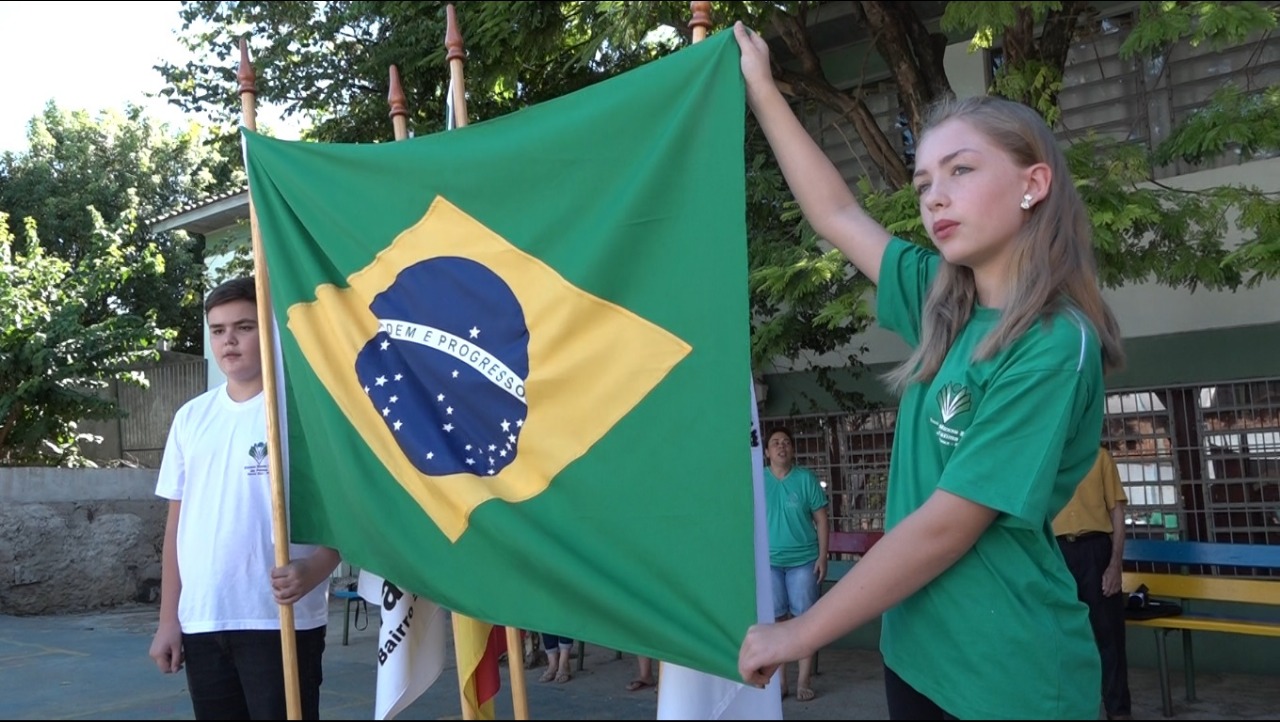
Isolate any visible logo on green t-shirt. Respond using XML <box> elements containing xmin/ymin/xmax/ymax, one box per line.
<box><xmin>937</xmin><ymin>383</ymin><xmax>971</xmax><ymax>422</ymax></box>
<box><xmin>933</xmin><ymin>382</ymin><xmax>972</xmax><ymax>447</ymax></box>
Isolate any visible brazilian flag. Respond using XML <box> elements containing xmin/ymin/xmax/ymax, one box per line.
<box><xmin>245</xmin><ymin>30</ymin><xmax>754</xmax><ymax>680</ymax></box>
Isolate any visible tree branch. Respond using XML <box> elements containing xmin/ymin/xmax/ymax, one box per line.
<box><xmin>775</xmin><ymin>67</ymin><xmax>911</xmax><ymax>188</ymax></box>
<box><xmin>1038</xmin><ymin>1</ymin><xmax>1091</xmax><ymax>72</ymax></box>
<box><xmin>859</xmin><ymin>1</ymin><xmax>952</xmax><ymax>136</ymax></box>
<box><xmin>768</xmin><ymin>7</ymin><xmax>909</xmax><ymax>188</ymax></box>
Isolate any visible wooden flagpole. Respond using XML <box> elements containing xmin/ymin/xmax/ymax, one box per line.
<box><xmin>505</xmin><ymin>623</ymin><xmax>531</xmax><ymax>721</ymax></box>
<box><xmin>442</xmin><ymin>8</ymin><xmax>476</xmax><ymax>718</ymax></box>
<box><xmin>690</xmin><ymin>0</ymin><xmax>712</xmax><ymax>43</ymax></box>
<box><xmin>389</xmin><ymin>64</ymin><xmax>409</xmax><ymax>141</ymax></box>
<box><xmin>237</xmin><ymin>38</ymin><xmax>304</xmax><ymax>721</ymax></box>
<box><xmin>442</xmin><ymin>7</ymin><xmax>532</xmax><ymax>719</ymax></box>
<box><xmin>446</xmin><ymin>3</ymin><xmax>469</xmax><ymax>129</ymax></box>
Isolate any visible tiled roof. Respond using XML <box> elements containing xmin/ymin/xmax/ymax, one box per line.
<box><xmin>145</xmin><ymin>186</ymin><xmax>248</xmax><ymax>228</ymax></box>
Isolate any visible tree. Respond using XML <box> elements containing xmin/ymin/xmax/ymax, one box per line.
<box><xmin>159</xmin><ymin>1</ymin><xmax>1280</xmax><ymax>411</ymax></box>
<box><xmin>0</xmin><ymin>102</ymin><xmax>243</xmax><ymax>353</ymax></box>
<box><xmin>159</xmin><ymin>1</ymin><xmax>871</xmax><ymax>402</ymax></box>
<box><xmin>159</xmin><ymin>2</ymin><xmax>691</xmax><ymax>144</ymax></box>
<box><xmin>0</xmin><ymin>212</ymin><xmax>171</xmax><ymax>466</ymax></box>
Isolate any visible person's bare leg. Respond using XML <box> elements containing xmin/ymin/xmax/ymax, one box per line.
<box><xmin>525</xmin><ymin>631</ymin><xmax>542</xmax><ymax>669</ymax></box>
<box><xmin>796</xmin><ymin>654</ymin><xmax>816</xmax><ymax>701</ymax></box>
<box><xmin>627</xmin><ymin>656</ymin><xmax>656</xmax><ymax>690</ymax></box>
<box><xmin>539</xmin><ymin>649</ymin><xmax>559</xmax><ymax>683</ymax></box>
<box><xmin>554</xmin><ymin>643</ymin><xmax>573</xmax><ymax>682</ymax></box>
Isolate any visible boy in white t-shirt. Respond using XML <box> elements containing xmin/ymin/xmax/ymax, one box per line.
<box><xmin>147</xmin><ymin>277</ymin><xmax>341</xmax><ymax>720</ymax></box>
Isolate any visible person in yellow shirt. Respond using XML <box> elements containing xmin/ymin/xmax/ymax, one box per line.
<box><xmin>1053</xmin><ymin>445</ymin><xmax>1132</xmax><ymax>721</ymax></box>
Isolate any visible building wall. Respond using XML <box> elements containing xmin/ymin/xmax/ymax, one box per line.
<box><xmin>202</xmin><ymin>225</ymin><xmax>251</xmax><ymax>390</ymax></box>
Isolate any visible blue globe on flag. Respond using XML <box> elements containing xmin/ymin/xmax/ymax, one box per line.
<box><xmin>355</xmin><ymin>256</ymin><xmax>530</xmax><ymax>477</ymax></box>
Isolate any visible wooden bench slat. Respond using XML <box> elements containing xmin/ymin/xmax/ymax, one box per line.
<box><xmin>1125</xmin><ymin>539</ymin><xmax>1277</xmax><ymax>568</ymax></box>
<box><xmin>1126</xmin><ymin>614</ymin><xmax>1280</xmax><ymax>636</ymax></box>
<box><xmin>1120</xmin><ymin>541</ymin><xmax>1280</xmax><ymax>717</ymax></box>
<box><xmin>826</xmin><ymin>560</ymin><xmax>854</xmax><ymax>582</ymax></box>
<box><xmin>1125</xmin><ymin>571</ymin><xmax>1280</xmax><ymax>606</ymax></box>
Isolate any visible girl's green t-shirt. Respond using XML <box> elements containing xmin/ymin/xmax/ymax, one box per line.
<box><xmin>875</xmin><ymin>237</ymin><xmax>1104</xmax><ymax>720</ymax></box>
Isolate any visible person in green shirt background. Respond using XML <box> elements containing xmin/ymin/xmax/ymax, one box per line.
<box><xmin>763</xmin><ymin>427</ymin><xmax>829</xmax><ymax>702</ymax></box>
<box><xmin>734</xmin><ymin>20</ymin><xmax>1126</xmax><ymax>720</ymax></box>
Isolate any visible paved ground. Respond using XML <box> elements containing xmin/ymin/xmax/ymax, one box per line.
<box><xmin>2</xmin><ymin>599</ymin><xmax>1277</xmax><ymax>720</ymax></box>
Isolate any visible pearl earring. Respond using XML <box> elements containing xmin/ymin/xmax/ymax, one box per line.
<box><xmin>1020</xmin><ymin>194</ymin><xmax>1033</xmax><ymax>210</ymax></box>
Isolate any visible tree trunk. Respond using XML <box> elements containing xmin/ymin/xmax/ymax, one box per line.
<box><xmin>857</xmin><ymin>1</ymin><xmax>954</xmax><ymax>138</ymax></box>
<box><xmin>768</xmin><ymin>8</ymin><xmax>910</xmax><ymax>188</ymax></box>
<box><xmin>1000</xmin><ymin>1</ymin><xmax>1090</xmax><ymax>109</ymax></box>
<box><xmin>775</xmin><ymin>69</ymin><xmax>911</xmax><ymax>189</ymax></box>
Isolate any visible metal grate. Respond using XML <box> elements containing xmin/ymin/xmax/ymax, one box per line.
<box><xmin>763</xmin><ymin>376</ymin><xmax>1280</xmax><ymax>564</ymax></box>
<box><xmin>1196</xmin><ymin>380</ymin><xmax>1280</xmax><ymax>543</ymax></box>
<box><xmin>1104</xmin><ymin>390</ymin><xmax>1184</xmax><ymax>542</ymax></box>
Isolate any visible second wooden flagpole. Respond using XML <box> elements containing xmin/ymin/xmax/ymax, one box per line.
<box><xmin>238</xmin><ymin>38</ymin><xmax>303</xmax><ymax>721</ymax></box>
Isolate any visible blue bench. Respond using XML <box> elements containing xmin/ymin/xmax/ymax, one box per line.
<box><xmin>332</xmin><ymin>588</ymin><xmax>366</xmax><ymax>646</ymax></box>
<box><xmin>1122</xmin><ymin>539</ymin><xmax>1280</xmax><ymax>717</ymax></box>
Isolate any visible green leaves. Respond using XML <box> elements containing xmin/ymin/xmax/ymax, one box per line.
<box><xmin>0</xmin><ymin>102</ymin><xmax>241</xmax><ymax>352</ymax></box>
<box><xmin>152</xmin><ymin>0</ymin><xmax>1280</xmax><ymax>415</ymax></box>
<box><xmin>943</xmin><ymin>2</ymin><xmax>1066</xmax><ymax>51</ymax></box>
<box><xmin>1067</xmin><ymin>133</ymin><xmax>1261</xmax><ymax>291</ymax></box>
<box><xmin>1121</xmin><ymin>1</ymin><xmax>1279</xmax><ymax>58</ymax></box>
<box><xmin>0</xmin><ymin>211</ymin><xmax>168</xmax><ymax>466</ymax></box>
<box><xmin>1156</xmin><ymin>85</ymin><xmax>1280</xmax><ymax>166</ymax></box>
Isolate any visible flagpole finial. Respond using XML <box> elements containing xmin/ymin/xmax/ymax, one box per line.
<box><xmin>689</xmin><ymin>1</ymin><xmax>713</xmax><ymax>42</ymax></box>
<box><xmin>388</xmin><ymin>65</ymin><xmax>409</xmax><ymax>140</ymax></box>
<box><xmin>445</xmin><ymin>3</ymin><xmax>469</xmax><ymax>128</ymax></box>
<box><xmin>446</xmin><ymin>4</ymin><xmax>465</xmax><ymax>63</ymax></box>
<box><xmin>237</xmin><ymin>38</ymin><xmax>257</xmax><ymax>97</ymax></box>
<box><xmin>237</xmin><ymin>38</ymin><xmax>258</xmax><ymax>132</ymax></box>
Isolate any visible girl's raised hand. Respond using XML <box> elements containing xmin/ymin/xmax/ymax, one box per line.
<box><xmin>733</xmin><ymin>21</ymin><xmax>773</xmax><ymax>91</ymax></box>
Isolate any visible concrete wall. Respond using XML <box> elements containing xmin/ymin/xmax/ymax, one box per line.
<box><xmin>0</xmin><ymin>468</ymin><xmax>165</xmax><ymax>615</ymax></box>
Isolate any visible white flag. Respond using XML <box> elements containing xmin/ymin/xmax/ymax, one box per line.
<box><xmin>357</xmin><ymin>570</ymin><xmax>450</xmax><ymax>720</ymax></box>
<box><xmin>655</xmin><ymin>378</ymin><xmax>783</xmax><ymax>719</ymax></box>
<box><xmin>445</xmin><ymin>76</ymin><xmax>457</xmax><ymax>131</ymax></box>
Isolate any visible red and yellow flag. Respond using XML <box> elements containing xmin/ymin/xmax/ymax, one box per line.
<box><xmin>454</xmin><ymin>615</ymin><xmax>506</xmax><ymax>719</ymax></box>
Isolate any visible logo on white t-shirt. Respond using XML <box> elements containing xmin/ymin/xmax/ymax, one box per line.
<box><xmin>246</xmin><ymin>442</ymin><xmax>269</xmax><ymax>476</ymax></box>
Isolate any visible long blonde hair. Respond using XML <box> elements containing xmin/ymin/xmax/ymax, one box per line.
<box><xmin>883</xmin><ymin>96</ymin><xmax>1125</xmax><ymax>394</ymax></box>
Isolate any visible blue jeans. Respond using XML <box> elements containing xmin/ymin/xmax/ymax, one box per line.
<box><xmin>541</xmin><ymin>633</ymin><xmax>574</xmax><ymax>650</ymax></box>
<box><xmin>771</xmin><ymin>562</ymin><xmax>819</xmax><ymax>619</ymax></box>
<box><xmin>182</xmin><ymin>627</ymin><xmax>326</xmax><ymax>720</ymax></box>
